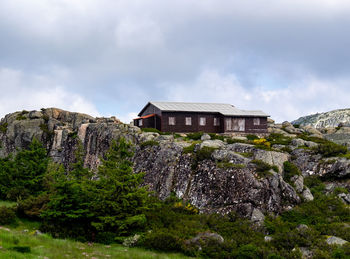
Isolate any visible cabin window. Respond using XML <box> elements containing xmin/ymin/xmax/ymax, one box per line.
<box><xmin>185</xmin><ymin>117</ymin><xmax>192</xmax><ymax>126</ymax></box>
<box><xmin>214</xmin><ymin>117</ymin><xmax>220</xmax><ymax>126</ymax></box>
<box><xmin>233</xmin><ymin>118</ymin><xmax>245</xmax><ymax>131</ymax></box>
<box><xmin>169</xmin><ymin>117</ymin><xmax>176</xmax><ymax>125</ymax></box>
<box><xmin>253</xmin><ymin>118</ymin><xmax>260</xmax><ymax>126</ymax></box>
<box><xmin>199</xmin><ymin>117</ymin><xmax>206</xmax><ymax>126</ymax></box>
<box><xmin>225</xmin><ymin>118</ymin><xmax>232</xmax><ymax>131</ymax></box>
<box><xmin>139</xmin><ymin>119</ymin><xmax>143</xmax><ymax>126</ymax></box>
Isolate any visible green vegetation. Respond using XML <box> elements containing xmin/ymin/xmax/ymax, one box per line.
<box><xmin>15</xmin><ymin>110</ymin><xmax>29</xmax><ymax>121</ymax></box>
<box><xmin>267</xmin><ymin>133</ymin><xmax>293</xmax><ymax>146</ymax></box>
<box><xmin>283</xmin><ymin>161</ymin><xmax>301</xmax><ymax>183</ymax></box>
<box><xmin>68</xmin><ymin>131</ymin><xmax>78</xmax><ymax>139</ymax></box>
<box><xmin>186</xmin><ymin>132</ymin><xmax>203</xmax><ymax>140</ymax></box>
<box><xmin>0</xmin><ymin>122</ymin><xmax>8</xmax><ymax>134</ymax></box>
<box><xmin>208</xmin><ymin>133</ymin><xmax>225</xmax><ymax>141</ymax></box>
<box><xmin>252</xmin><ymin>159</ymin><xmax>278</xmax><ymax>177</ymax></box>
<box><xmin>0</xmin><ymin>139</ymin><xmax>48</xmax><ymax>201</ymax></box>
<box><xmin>246</xmin><ymin>134</ymin><xmax>259</xmax><ymax>141</ymax></box>
<box><xmin>0</xmin><ymin>137</ymin><xmax>349</xmax><ymax>258</ymax></box>
<box><xmin>140</xmin><ymin>140</ymin><xmax>159</xmax><ymax>148</ymax></box>
<box><xmin>237</xmin><ymin>152</ymin><xmax>254</xmax><ymax>158</ymax></box>
<box><xmin>183</xmin><ymin>143</ymin><xmax>196</xmax><ymax>154</ymax></box>
<box><xmin>316</xmin><ymin>142</ymin><xmax>348</xmax><ymax>157</ymax></box>
<box><xmin>141</xmin><ymin>128</ymin><xmax>172</xmax><ymax>136</ymax></box>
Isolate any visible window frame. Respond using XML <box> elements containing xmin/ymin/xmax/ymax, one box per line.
<box><xmin>214</xmin><ymin>117</ymin><xmax>220</xmax><ymax>126</ymax></box>
<box><xmin>139</xmin><ymin>119</ymin><xmax>143</xmax><ymax>126</ymax></box>
<box><xmin>185</xmin><ymin>117</ymin><xmax>192</xmax><ymax>126</ymax></box>
<box><xmin>168</xmin><ymin>116</ymin><xmax>176</xmax><ymax>126</ymax></box>
<box><xmin>253</xmin><ymin>118</ymin><xmax>260</xmax><ymax>126</ymax></box>
<box><xmin>199</xmin><ymin>117</ymin><xmax>206</xmax><ymax>126</ymax></box>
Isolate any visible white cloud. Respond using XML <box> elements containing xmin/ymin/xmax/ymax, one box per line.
<box><xmin>0</xmin><ymin>67</ymin><xmax>100</xmax><ymax>119</ymax></box>
<box><xmin>164</xmin><ymin>69</ymin><xmax>350</xmax><ymax>122</ymax></box>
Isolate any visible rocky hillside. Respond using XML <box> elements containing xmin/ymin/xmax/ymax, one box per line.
<box><xmin>1</xmin><ymin>108</ymin><xmax>350</xmax><ymax>222</ymax></box>
<box><xmin>292</xmin><ymin>108</ymin><xmax>350</xmax><ymax>128</ymax></box>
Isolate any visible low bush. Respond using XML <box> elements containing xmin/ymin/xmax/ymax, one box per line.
<box><xmin>246</xmin><ymin>134</ymin><xmax>259</xmax><ymax>141</ymax></box>
<box><xmin>217</xmin><ymin>162</ymin><xmax>246</xmax><ymax>169</ymax></box>
<box><xmin>251</xmin><ymin>160</ymin><xmax>278</xmax><ymax>177</ymax></box>
<box><xmin>11</xmin><ymin>246</ymin><xmax>31</xmax><ymax>253</ymax></box>
<box><xmin>283</xmin><ymin>161</ymin><xmax>301</xmax><ymax>183</ymax></box>
<box><xmin>237</xmin><ymin>152</ymin><xmax>254</xmax><ymax>158</ymax></box>
<box><xmin>208</xmin><ymin>133</ymin><xmax>225</xmax><ymax>141</ymax></box>
<box><xmin>304</xmin><ymin>176</ymin><xmax>326</xmax><ymax>195</ymax></box>
<box><xmin>226</xmin><ymin>138</ymin><xmax>248</xmax><ymax>144</ymax></box>
<box><xmin>140</xmin><ymin>140</ymin><xmax>159</xmax><ymax>148</ymax></box>
<box><xmin>0</xmin><ymin>206</ymin><xmax>17</xmax><ymax>225</ymax></box>
<box><xmin>17</xmin><ymin>194</ymin><xmax>50</xmax><ymax>219</ymax></box>
<box><xmin>316</xmin><ymin>142</ymin><xmax>348</xmax><ymax>157</ymax></box>
<box><xmin>333</xmin><ymin>187</ymin><xmax>349</xmax><ymax>195</ymax></box>
<box><xmin>141</xmin><ymin>128</ymin><xmax>162</xmax><ymax>134</ymax></box>
<box><xmin>253</xmin><ymin>138</ymin><xmax>271</xmax><ymax>149</ymax></box>
<box><xmin>186</xmin><ymin>132</ymin><xmax>203</xmax><ymax>140</ymax></box>
<box><xmin>196</xmin><ymin>147</ymin><xmax>216</xmax><ymax>161</ymax></box>
<box><xmin>267</xmin><ymin>133</ymin><xmax>292</xmax><ymax>146</ymax></box>
<box><xmin>0</xmin><ymin>122</ymin><xmax>8</xmax><ymax>134</ymax></box>
<box><xmin>140</xmin><ymin>229</ymin><xmax>182</xmax><ymax>252</ymax></box>
<box><xmin>183</xmin><ymin>143</ymin><xmax>196</xmax><ymax>154</ymax></box>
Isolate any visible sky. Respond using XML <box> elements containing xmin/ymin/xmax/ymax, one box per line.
<box><xmin>0</xmin><ymin>0</ymin><xmax>350</xmax><ymax>123</ymax></box>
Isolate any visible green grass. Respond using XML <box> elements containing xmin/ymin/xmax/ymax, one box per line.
<box><xmin>0</xmin><ymin>200</ymin><xmax>17</xmax><ymax>208</ymax></box>
<box><xmin>0</xmin><ymin>227</ymin><xmax>190</xmax><ymax>259</ymax></box>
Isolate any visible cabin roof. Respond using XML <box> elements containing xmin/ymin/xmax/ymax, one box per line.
<box><xmin>138</xmin><ymin>101</ymin><xmax>269</xmax><ymax>117</ymax></box>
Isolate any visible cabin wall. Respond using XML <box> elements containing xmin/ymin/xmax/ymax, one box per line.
<box><xmin>160</xmin><ymin>112</ymin><xmax>223</xmax><ymax>133</ymax></box>
<box><xmin>223</xmin><ymin>117</ymin><xmax>268</xmax><ymax>133</ymax></box>
<box><xmin>140</xmin><ymin>104</ymin><xmax>162</xmax><ymax>117</ymax></box>
<box><xmin>134</xmin><ymin>115</ymin><xmax>161</xmax><ymax>131</ymax></box>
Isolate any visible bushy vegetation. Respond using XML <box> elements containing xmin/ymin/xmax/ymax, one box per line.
<box><xmin>0</xmin><ymin>137</ymin><xmax>349</xmax><ymax>258</ymax></box>
<box><xmin>0</xmin><ymin>139</ymin><xmax>48</xmax><ymax>201</ymax></box>
<box><xmin>0</xmin><ymin>122</ymin><xmax>8</xmax><ymax>134</ymax></box>
<box><xmin>315</xmin><ymin>142</ymin><xmax>348</xmax><ymax>157</ymax></box>
<box><xmin>186</xmin><ymin>132</ymin><xmax>203</xmax><ymax>140</ymax></box>
<box><xmin>266</xmin><ymin>133</ymin><xmax>293</xmax><ymax>146</ymax></box>
<box><xmin>283</xmin><ymin>161</ymin><xmax>301</xmax><ymax>183</ymax></box>
<box><xmin>140</xmin><ymin>140</ymin><xmax>159</xmax><ymax>148</ymax></box>
<box><xmin>252</xmin><ymin>159</ymin><xmax>278</xmax><ymax>177</ymax></box>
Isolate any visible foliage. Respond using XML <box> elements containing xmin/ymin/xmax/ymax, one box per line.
<box><xmin>237</xmin><ymin>152</ymin><xmax>254</xmax><ymax>158</ymax></box>
<box><xmin>196</xmin><ymin>146</ymin><xmax>217</xmax><ymax>161</ymax></box>
<box><xmin>17</xmin><ymin>194</ymin><xmax>50</xmax><ymax>220</ymax></box>
<box><xmin>140</xmin><ymin>140</ymin><xmax>159</xmax><ymax>148</ymax></box>
<box><xmin>141</xmin><ymin>128</ymin><xmax>172</xmax><ymax>135</ymax></box>
<box><xmin>141</xmin><ymin>229</ymin><xmax>182</xmax><ymax>252</ymax></box>
<box><xmin>253</xmin><ymin>138</ymin><xmax>271</xmax><ymax>149</ymax></box>
<box><xmin>226</xmin><ymin>138</ymin><xmax>248</xmax><ymax>144</ymax></box>
<box><xmin>209</xmin><ymin>133</ymin><xmax>225</xmax><ymax>141</ymax></box>
<box><xmin>0</xmin><ymin>138</ymin><xmax>49</xmax><ymax>201</ymax></box>
<box><xmin>182</xmin><ymin>143</ymin><xmax>196</xmax><ymax>154</ymax></box>
<box><xmin>41</xmin><ymin>138</ymin><xmax>155</xmax><ymax>242</ymax></box>
<box><xmin>283</xmin><ymin>161</ymin><xmax>301</xmax><ymax>183</ymax></box>
<box><xmin>186</xmin><ymin>132</ymin><xmax>203</xmax><ymax>140</ymax></box>
<box><xmin>0</xmin><ymin>206</ymin><xmax>16</xmax><ymax>225</ymax></box>
<box><xmin>333</xmin><ymin>187</ymin><xmax>349</xmax><ymax>195</ymax></box>
<box><xmin>246</xmin><ymin>134</ymin><xmax>259</xmax><ymax>141</ymax></box>
<box><xmin>304</xmin><ymin>175</ymin><xmax>326</xmax><ymax>195</ymax></box>
<box><xmin>0</xmin><ymin>122</ymin><xmax>8</xmax><ymax>134</ymax></box>
<box><xmin>315</xmin><ymin>142</ymin><xmax>348</xmax><ymax>157</ymax></box>
<box><xmin>251</xmin><ymin>159</ymin><xmax>278</xmax><ymax>177</ymax></box>
<box><xmin>267</xmin><ymin>133</ymin><xmax>293</xmax><ymax>146</ymax></box>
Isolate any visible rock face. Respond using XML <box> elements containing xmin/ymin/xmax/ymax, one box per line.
<box><xmin>292</xmin><ymin>108</ymin><xmax>350</xmax><ymax>128</ymax></box>
<box><xmin>2</xmin><ymin>108</ymin><xmax>349</xmax><ymax>219</ymax></box>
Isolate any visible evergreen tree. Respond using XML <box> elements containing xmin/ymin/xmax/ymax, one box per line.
<box><xmin>0</xmin><ymin>138</ymin><xmax>48</xmax><ymax>200</ymax></box>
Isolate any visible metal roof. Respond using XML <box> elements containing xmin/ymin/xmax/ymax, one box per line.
<box><xmin>140</xmin><ymin>101</ymin><xmax>269</xmax><ymax>117</ymax></box>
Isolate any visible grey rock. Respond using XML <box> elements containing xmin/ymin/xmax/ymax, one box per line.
<box><xmin>185</xmin><ymin>232</ymin><xmax>224</xmax><ymax>251</ymax></box>
<box><xmin>253</xmin><ymin>150</ymin><xmax>290</xmax><ymax>173</ymax></box>
<box><xmin>156</xmin><ymin>134</ymin><xmax>174</xmax><ymax>141</ymax></box>
<box><xmin>34</xmin><ymin>230</ymin><xmax>43</xmax><ymax>236</ymax></box>
<box><xmin>302</xmin><ymin>187</ymin><xmax>314</xmax><ymax>201</ymax></box>
<box><xmin>291</xmin><ymin>175</ymin><xmax>304</xmax><ymax>193</ymax></box>
<box><xmin>264</xmin><ymin>236</ymin><xmax>273</xmax><ymax>242</ymax></box>
<box><xmin>338</xmin><ymin>193</ymin><xmax>350</xmax><ymax>205</ymax></box>
<box><xmin>251</xmin><ymin>208</ymin><xmax>265</xmax><ymax>225</ymax></box>
<box><xmin>201</xmin><ymin>133</ymin><xmax>211</xmax><ymax>141</ymax></box>
<box><xmin>267</xmin><ymin>118</ymin><xmax>275</xmax><ymax>125</ymax></box>
<box><xmin>212</xmin><ymin>149</ymin><xmax>249</xmax><ymax>164</ymax></box>
<box><xmin>296</xmin><ymin>224</ymin><xmax>309</xmax><ymax>230</ymax></box>
<box><xmin>291</xmin><ymin>138</ymin><xmax>306</xmax><ymax>147</ymax></box>
<box><xmin>29</xmin><ymin>111</ymin><xmax>43</xmax><ymax>119</ymax></box>
<box><xmin>285</xmin><ymin>126</ymin><xmax>302</xmax><ymax>134</ymax></box>
<box><xmin>140</xmin><ymin>132</ymin><xmax>159</xmax><ymax>142</ymax></box>
<box><xmin>200</xmin><ymin>140</ymin><xmax>225</xmax><ymax>149</ymax></box>
<box><xmin>326</xmin><ymin>236</ymin><xmax>348</xmax><ymax>246</ymax></box>
<box><xmin>282</xmin><ymin>121</ymin><xmax>293</xmax><ymax>128</ymax></box>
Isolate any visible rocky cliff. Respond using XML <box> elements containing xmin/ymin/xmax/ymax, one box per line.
<box><xmin>1</xmin><ymin>108</ymin><xmax>349</xmax><ymax>221</ymax></box>
<box><xmin>292</xmin><ymin>108</ymin><xmax>350</xmax><ymax>128</ymax></box>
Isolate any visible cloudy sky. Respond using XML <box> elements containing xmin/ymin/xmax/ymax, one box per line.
<box><xmin>0</xmin><ymin>0</ymin><xmax>349</xmax><ymax>122</ymax></box>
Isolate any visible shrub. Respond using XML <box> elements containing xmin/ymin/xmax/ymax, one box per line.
<box><xmin>186</xmin><ymin>132</ymin><xmax>203</xmax><ymax>140</ymax></box>
<box><xmin>246</xmin><ymin>134</ymin><xmax>259</xmax><ymax>141</ymax></box>
<box><xmin>0</xmin><ymin>122</ymin><xmax>8</xmax><ymax>134</ymax></box>
<box><xmin>217</xmin><ymin>162</ymin><xmax>246</xmax><ymax>169</ymax></box>
<box><xmin>208</xmin><ymin>133</ymin><xmax>225</xmax><ymax>141</ymax></box>
<box><xmin>183</xmin><ymin>143</ymin><xmax>196</xmax><ymax>154</ymax></box>
<box><xmin>283</xmin><ymin>161</ymin><xmax>301</xmax><ymax>183</ymax></box>
<box><xmin>16</xmin><ymin>114</ymin><xmax>27</xmax><ymax>120</ymax></box>
<box><xmin>253</xmin><ymin>138</ymin><xmax>271</xmax><ymax>149</ymax></box>
<box><xmin>141</xmin><ymin>229</ymin><xmax>182</xmax><ymax>252</ymax></box>
<box><xmin>226</xmin><ymin>138</ymin><xmax>248</xmax><ymax>144</ymax></box>
<box><xmin>238</xmin><ymin>152</ymin><xmax>254</xmax><ymax>158</ymax></box>
<box><xmin>316</xmin><ymin>142</ymin><xmax>348</xmax><ymax>157</ymax></box>
<box><xmin>0</xmin><ymin>206</ymin><xmax>16</xmax><ymax>225</ymax></box>
<box><xmin>140</xmin><ymin>140</ymin><xmax>159</xmax><ymax>148</ymax></box>
<box><xmin>17</xmin><ymin>194</ymin><xmax>50</xmax><ymax>219</ymax></box>
<box><xmin>251</xmin><ymin>160</ymin><xmax>277</xmax><ymax>177</ymax></box>
<box><xmin>236</xmin><ymin>244</ymin><xmax>261</xmax><ymax>259</ymax></box>
<box><xmin>333</xmin><ymin>187</ymin><xmax>349</xmax><ymax>195</ymax></box>
<box><xmin>11</xmin><ymin>246</ymin><xmax>31</xmax><ymax>253</ymax></box>
<box><xmin>196</xmin><ymin>147</ymin><xmax>216</xmax><ymax>161</ymax></box>
<box><xmin>304</xmin><ymin>176</ymin><xmax>325</xmax><ymax>195</ymax></box>
<box><xmin>141</xmin><ymin>128</ymin><xmax>162</xmax><ymax>134</ymax></box>
<box><xmin>267</xmin><ymin>133</ymin><xmax>292</xmax><ymax>146</ymax></box>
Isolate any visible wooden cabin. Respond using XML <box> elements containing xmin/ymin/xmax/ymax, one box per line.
<box><xmin>134</xmin><ymin>102</ymin><xmax>269</xmax><ymax>134</ymax></box>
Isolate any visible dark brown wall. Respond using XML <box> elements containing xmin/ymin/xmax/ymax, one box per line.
<box><xmin>134</xmin><ymin>115</ymin><xmax>161</xmax><ymax>131</ymax></box>
<box><xmin>223</xmin><ymin>117</ymin><xmax>268</xmax><ymax>133</ymax></box>
<box><xmin>160</xmin><ymin>112</ymin><xmax>223</xmax><ymax>133</ymax></box>
<box><xmin>140</xmin><ymin>104</ymin><xmax>162</xmax><ymax>117</ymax></box>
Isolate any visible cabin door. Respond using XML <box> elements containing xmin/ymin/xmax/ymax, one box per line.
<box><xmin>225</xmin><ymin>118</ymin><xmax>232</xmax><ymax>131</ymax></box>
<box><xmin>233</xmin><ymin>118</ymin><xmax>245</xmax><ymax>131</ymax></box>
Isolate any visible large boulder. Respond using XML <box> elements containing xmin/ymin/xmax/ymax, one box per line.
<box><xmin>253</xmin><ymin>150</ymin><xmax>290</xmax><ymax>173</ymax></box>
<box><xmin>200</xmin><ymin>140</ymin><xmax>225</xmax><ymax>149</ymax></box>
<box><xmin>326</xmin><ymin>236</ymin><xmax>348</xmax><ymax>246</ymax></box>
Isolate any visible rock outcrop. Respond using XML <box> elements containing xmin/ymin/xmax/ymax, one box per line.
<box><xmin>1</xmin><ymin>108</ymin><xmax>349</xmax><ymax>220</ymax></box>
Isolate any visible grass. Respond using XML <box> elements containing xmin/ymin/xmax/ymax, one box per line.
<box><xmin>0</xmin><ymin>227</ymin><xmax>190</xmax><ymax>259</ymax></box>
<box><xmin>0</xmin><ymin>200</ymin><xmax>17</xmax><ymax>208</ymax></box>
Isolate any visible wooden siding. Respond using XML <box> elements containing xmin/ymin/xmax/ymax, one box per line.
<box><xmin>160</xmin><ymin>112</ymin><xmax>223</xmax><ymax>133</ymax></box>
<box><xmin>224</xmin><ymin>117</ymin><xmax>268</xmax><ymax>133</ymax></box>
<box><xmin>140</xmin><ymin>104</ymin><xmax>162</xmax><ymax>117</ymax></box>
<box><xmin>134</xmin><ymin>115</ymin><xmax>161</xmax><ymax>131</ymax></box>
